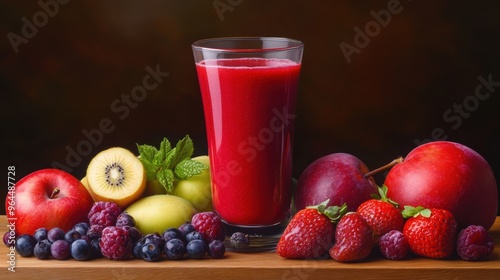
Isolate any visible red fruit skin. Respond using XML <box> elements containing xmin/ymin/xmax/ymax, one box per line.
<box><xmin>277</xmin><ymin>209</ymin><xmax>334</xmax><ymax>259</ymax></box>
<box><xmin>385</xmin><ymin>141</ymin><xmax>498</xmax><ymax>230</ymax></box>
<box><xmin>403</xmin><ymin>208</ymin><xmax>457</xmax><ymax>259</ymax></box>
<box><xmin>295</xmin><ymin>153</ymin><xmax>377</xmax><ymax>212</ymax></box>
<box><xmin>6</xmin><ymin>169</ymin><xmax>94</xmax><ymax>235</ymax></box>
<box><xmin>357</xmin><ymin>200</ymin><xmax>404</xmax><ymax>238</ymax></box>
<box><xmin>329</xmin><ymin>213</ymin><xmax>375</xmax><ymax>262</ymax></box>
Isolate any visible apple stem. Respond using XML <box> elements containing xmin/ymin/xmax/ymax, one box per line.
<box><xmin>50</xmin><ymin>188</ymin><xmax>60</xmax><ymax>199</ymax></box>
<box><xmin>364</xmin><ymin>156</ymin><xmax>404</xmax><ymax>178</ymax></box>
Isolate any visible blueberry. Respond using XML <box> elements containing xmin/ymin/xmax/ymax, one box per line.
<box><xmin>163</xmin><ymin>228</ymin><xmax>184</xmax><ymax>242</ymax></box>
<box><xmin>15</xmin><ymin>234</ymin><xmax>36</xmax><ymax>257</ymax></box>
<box><xmin>123</xmin><ymin>226</ymin><xmax>143</xmax><ymax>244</ymax></box>
<box><xmin>51</xmin><ymin>239</ymin><xmax>70</xmax><ymax>260</ymax></box>
<box><xmin>186</xmin><ymin>239</ymin><xmax>206</xmax><ymax>259</ymax></box>
<box><xmin>207</xmin><ymin>240</ymin><xmax>225</xmax><ymax>259</ymax></box>
<box><xmin>164</xmin><ymin>238</ymin><xmax>186</xmax><ymax>260</ymax></box>
<box><xmin>71</xmin><ymin>239</ymin><xmax>93</xmax><ymax>261</ymax></box>
<box><xmin>132</xmin><ymin>241</ymin><xmax>144</xmax><ymax>259</ymax></box>
<box><xmin>230</xmin><ymin>232</ymin><xmax>249</xmax><ymax>249</ymax></box>
<box><xmin>90</xmin><ymin>239</ymin><xmax>102</xmax><ymax>259</ymax></box>
<box><xmin>185</xmin><ymin>231</ymin><xmax>204</xmax><ymax>243</ymax></box>
<box><xmin>64</xmin><ymin>229</ymin><xmax>81</xmax><ymax>245</ymax></box>
<box><xmin>3</xmin><ymin>231</ymin><xmax>14</xmax><ymax>247</ymax></box>
<box><xmin>47</xmin><ymin>227</ymin><xmax>65</xmax><ymax>243</ymax></box>
<box><xmin>33</xmin><ymin>228</ymin><xmax>48</xmax><ymax>241</ymax></box>
<box><xmin>34</xmin><ymin>239</ymin><xmax>52</xmax><ymax>259</ymax></box>
<box><xmin>86</xmin><ymin>225</ymin><xmax>104</xmax><ymax>240</ymax></box>
<box><xmin>116</xmin><ymin>212</ymin><xmax>136</xmax><ymax>227</ymax></box>
<box><xmin>142</xmin><ymin>233</ymin><xmax>165</xmax><ymax>249</ymax></box>
<box><xmin>141</xmin><ymin>242</ymin><xmax>161</xmax><ymax>262</ymax></box>
<box><xmin>73</xmin><ymin>222</ymin><xmax>90</xmax><ymax>236</ymax></box>
<box><xmin>178</xmin><ymin>222</ymin><xmax>195</xmax><ymax>237</ymax></box>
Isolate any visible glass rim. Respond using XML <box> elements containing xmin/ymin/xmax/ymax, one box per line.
<box><xmin>192</xmin><ymin>37</ymin><xmax>303</xmax><ymax>53</ymax></box>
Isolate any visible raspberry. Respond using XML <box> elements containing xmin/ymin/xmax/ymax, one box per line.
<box><xmin>456</xmin><ymin>225</ymin><xmax>494</xmax><ymax>261</ymax></box>
<box><xmin>379</xmin><ymin>230</ymin><xmax>409</xmax><ymax>260</ymax></box>
<box><xmin>99</xmin><ymin>226</ymin><xmax>133</xmax><ymax>260</ymax></box>
<box><xmin>88</xmin><ymin>201</ymin><xmax>122</xmax><ymax>227</ymax></box>
<box><xmin>191</xmin><ymin>212</ymin><xmax>225</xmax><ymax>243</ymax></box>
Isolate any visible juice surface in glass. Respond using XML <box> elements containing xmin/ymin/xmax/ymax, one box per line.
<box><xmin>196</xmin><ymin>58</ymin><xmax>301</xmax><ymax>226</ymax></box>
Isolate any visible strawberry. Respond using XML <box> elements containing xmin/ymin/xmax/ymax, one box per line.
<box><xmin>357</xmin><ymin>185</ymin><xmax>404</xmax><ymax>238</ymax></box>
<box><xmin>276</xmin><ymin>200</ymin><xmax>346</xmax><ymax>259</ymax></box>
<box><xmin>402</xmin><ymin>206</ymin><xmax>457</xmax><ymax>259</ymax></box>
<box><xmin>329</xmin><ymin>212</ymin><xmax>375</xmax><ymax>262</ymax></box>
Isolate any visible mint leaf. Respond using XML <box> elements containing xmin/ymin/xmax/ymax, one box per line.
<box><xmin>137</xmin><ymin>144</ymin><xmax>158</xmax><ymax>162</ymax></box>
<box><xmin>168</xmin><ymin>135</ymin><xmax>194</xmax><ymax>168</ymax></box>
<box><xmin>153</xmin><ymin>138</ymin><xmax>172</xmax><ymax>165</ymax></box>
<box><xmin>141</xmin><ymin>160</ymin><xmax>158</xmax><ymax>181</ymax></box>
<box><xmin>137</xmin><ymin>144</ymin><xmax>158</xmax><ymax>180</ymax></box>
<box><xmin>157</xmin><ymin>168</ymin><xmax>175</xmax><ymax>192</ymax></box>
<box><xmin>136</xmin><ymin>135</ymin><xmax>200</xmax><ymax>193</ymax></box>
<box><xmin>174</xmin><ymin>159</ymin><xmax>207</xmax><ymax>180</ymax></box>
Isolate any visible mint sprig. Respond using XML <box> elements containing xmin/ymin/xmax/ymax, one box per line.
<box><xmin>137</xmin><ymin>135</ymin><xmax>207</xmax><ymax>192</ymax></box>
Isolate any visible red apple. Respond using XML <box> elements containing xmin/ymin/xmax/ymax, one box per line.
<box><xmin>385</xmin><ymin>141</ymin><xmax>498</xmax><ymax>230</ymax></box>
<box><xmin>6</xmin><ymin>169</ymin><xmax>94</xmax><ymax>235</ymax></box>
<box><xmin>294</xmin><ymin>153</ymin><xmax>377</xmax><ymax>212</ymax></box>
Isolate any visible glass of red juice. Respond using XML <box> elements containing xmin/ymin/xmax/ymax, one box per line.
<box><xmin>192</xmin><ymin>37</ymin><xmax>303</xmax><ymax>250</ymax></box>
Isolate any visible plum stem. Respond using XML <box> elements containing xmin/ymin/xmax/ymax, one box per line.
<box><xmin>364</xmin><ymin>157</ymin><xmax>404</xmax><ymax>178</ymax></box>
<box><xmin>50</xmin><ymin>188</ymin><xmax>60</xmax><ymax>199</ymax></box>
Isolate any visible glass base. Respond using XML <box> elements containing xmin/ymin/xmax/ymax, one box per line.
<box><xmin>222</xmin><ymin>217</ymin><xmax>290</xmax><ymax>252</ymax></box>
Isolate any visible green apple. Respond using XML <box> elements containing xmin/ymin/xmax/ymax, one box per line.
<box><xmin>124</xmin><ymin>194</ymin><xmax>197</xmax><ymax>234</ymax></box>
<box><xmin>172</xmin><ymin>155</ymin><xmax>213</xmax><ymax>212</ymax></box>
<box><xmin>142</xmin><ymin>179</ymin><xmax>167</xmax><ymax>197</ymax></box>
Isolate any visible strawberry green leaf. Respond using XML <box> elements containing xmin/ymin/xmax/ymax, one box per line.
<box><xmin>378</xmin><ymin>185</ymin><xmax>399</xmax><ymax>208</ymax></box>
<box><xmin>307</xmin><ymin>200</ymin><xmax>348</xmax><ymax>223</ymax></box>
<box><xmin>402</xmin><ymin>205</ymin><xmax>427</xmax><ymax>219</ymax></box>
<box><xmin>420</xmin><ymin>208</ymin><xmax>432</xmax><ymax>218</ymax></box>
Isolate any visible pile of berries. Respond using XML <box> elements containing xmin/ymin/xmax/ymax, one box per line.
<box><xmin>133</xmin><ymin>211</ymin><xmax>226</xmax><ymax>261</ymax></box>
<box><xmin>4</xmin><ymin>201</ymin><xmax>226</xmax><ymax>261</ymax></box>
<box><xmin>277</xmin><ymin>186</ymin><xmax>495</xmax><ymax>262</ymax></box>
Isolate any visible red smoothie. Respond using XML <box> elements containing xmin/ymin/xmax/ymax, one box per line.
<box><xmin>196</xmin><ymin>58</ymin><xmax>301</xmax><ymax>226</ymax></box>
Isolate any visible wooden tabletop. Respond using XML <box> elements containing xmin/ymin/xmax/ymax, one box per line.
<box><xmin>1</xmin><ymin>215</ymin><xmax>499</xmax><ymax>280</ymax></box>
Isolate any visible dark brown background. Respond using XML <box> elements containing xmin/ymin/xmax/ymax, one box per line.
<box><xmin>1</xmin><ymin>0</ymin><xmax>499</xmax><ymax>214</ymax></box>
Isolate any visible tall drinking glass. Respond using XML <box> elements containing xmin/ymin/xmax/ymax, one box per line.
<box><xmin>192</xmin><ymin>37</ymin><xmax>303</xmax><ymax>250</ymax></box>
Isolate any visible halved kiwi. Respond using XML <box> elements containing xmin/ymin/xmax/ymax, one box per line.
<box><xmin>86</xmin><ymin>147</ymin><xmax>146</xmax><ymax>208</ymax></box>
